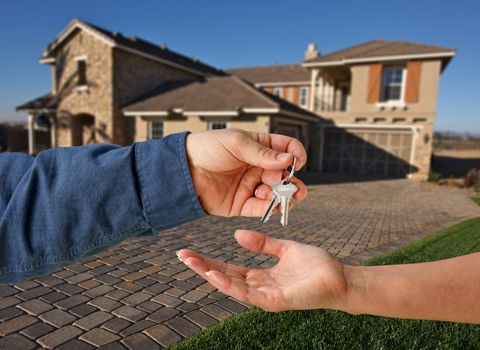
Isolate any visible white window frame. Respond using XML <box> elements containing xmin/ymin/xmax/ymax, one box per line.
<box><xmin>273</xmin><ymin>87</ymin><xmax>282</xmax><ymax>98</ymax></box>
<box><xmin>380</xmin><ymin>66</ymin><xmax>406</xmax><ymax>103</ymax></box>
<box><xmin>149</xmin><ymin>120</ymin><xmax>164</xmax><ymax>139</ymax></box>
<box><xmin>299</xmin><ymin>87</ymin><xmax>308</xmax><ymax>107</ymax></box>
<box><xmin>208</xmin><ymin>121</ymin><xmax>228</xmax><ymax>130</ymax></box>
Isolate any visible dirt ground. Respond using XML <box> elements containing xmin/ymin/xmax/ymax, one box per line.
<box><xmin>434</xmin><ymin>149</ymin><xmax>480</xmax><ymax>158</ymax></box>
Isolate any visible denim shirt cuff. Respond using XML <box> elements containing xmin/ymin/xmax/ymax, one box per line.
<box><xmin>135</xmin><ymin>132</ymin><xmax>206</xmax><ymax>230</ymax></box>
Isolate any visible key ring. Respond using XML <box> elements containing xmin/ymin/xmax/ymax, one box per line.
<box><xmin>286</xmin><ymin>155</ymin><xmax>297</xmax><ymax>182</ymax></box>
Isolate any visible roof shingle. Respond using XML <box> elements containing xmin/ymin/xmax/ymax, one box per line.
<box><xmin>227</xmin><ymin>64</ymin><xmax>309</xmax><ymax>84</ymax></box>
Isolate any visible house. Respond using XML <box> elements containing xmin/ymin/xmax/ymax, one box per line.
<box><xmin>17</xmin><ymin>19</ymin><xmax>455</xmax><ymax>180</ymax></box>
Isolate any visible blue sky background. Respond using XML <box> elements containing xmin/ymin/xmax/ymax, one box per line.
<box><xmin>1</xmin><ymin>0</ymin><xmax>478</xmax><ymax>133</ymax></box>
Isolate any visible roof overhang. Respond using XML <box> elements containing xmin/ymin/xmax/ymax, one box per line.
<box><xmin>302</xmin><ymin>51</ymin><xmax>456</xmax><ymax>68</ymax></box>
<box><xmin>123</xmin><ymin>107</ymin><xmax>278</xmax><ymax>117</ymax></box>
<box><xmin>123</xmin><ymin>107</ymin><xmax>319</xmax><ymax>123</ymax></box>
<box><xmin>255</xmin><ymin>81</ymin><xmax>310</xmax><ymax>87</ymax></box>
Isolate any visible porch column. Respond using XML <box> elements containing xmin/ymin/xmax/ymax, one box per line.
<box><xmin>309</xmin><ymin>68</ymin><xmax>319</xmax><ymax>111</ymax></box>
<box><xmin>49</xmin><ymin>114</ymin><xmax>57</xmax><ymax>148</ymax></box>
<box><xmin>318</xmin><ymin>77</ymin><xmax>324</xmax><ymax>112</ymax></box>
<box><xmin>28</xmin><ymin>113</ymin><xmax>35</xmax><ymax>155</ymax></box>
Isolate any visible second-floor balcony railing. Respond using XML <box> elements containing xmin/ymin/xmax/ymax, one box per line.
<box><xmin>313</xmin><ymin>94</ymin><xmax>349</xmax><ymax>114</ymax></box>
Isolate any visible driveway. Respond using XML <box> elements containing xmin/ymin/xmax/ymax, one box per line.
<box><xmin>0</xmin><ymin>180</ymin><xmax>479</xmax><ymax>349</ymax></box>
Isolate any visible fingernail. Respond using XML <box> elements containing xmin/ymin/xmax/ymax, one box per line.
<box><xmin>276</xmin><ymin>153</ymin><xmax>290</xmax><ymax>161</ymax></box>
<box><xmin>205</xmin><ymin>271</ymin><xmax>212</xmax><ymax>276</ymax></box>
<box><xmin>175</xmin><ymin>251</ymin><xmax>184</xmax><ymax>263</ymax></box>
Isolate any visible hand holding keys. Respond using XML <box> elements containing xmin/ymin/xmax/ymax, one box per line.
<box><xmin>261</xmin><ymin>156</ymin><xmax>298</xmax><ymax>226</ymax></box>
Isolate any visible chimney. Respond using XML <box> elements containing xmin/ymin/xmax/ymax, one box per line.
<box><xmin>304</xmin><ymin>43</ymin><xmax>320</xmax><ymax>60</ymax></box>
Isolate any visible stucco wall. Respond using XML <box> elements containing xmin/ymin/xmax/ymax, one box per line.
<box><xmin>133</xmin><ymin>115</ymin><xmax>271</xmax><ymax>142</ymax></box>
<box><xmin>348</xmin><ymin>60</ymin><xmax>442</xmax><ymax>118</ymax></box>
<box><xmin>54</xmin><ymin>30</ymin><xmax>114</xmax><ymax>147</ymax></box>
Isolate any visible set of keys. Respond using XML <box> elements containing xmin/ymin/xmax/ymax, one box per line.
<box><xmin>261</xmin><ymin>156</ymin><xmax>298</xmax><ymax>226</ymax></box>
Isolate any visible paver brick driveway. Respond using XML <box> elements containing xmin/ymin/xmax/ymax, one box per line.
<box><xmin>1</xmin><ymin>179</ymin><xmax>479</xmax><ymax>349</ymax></box>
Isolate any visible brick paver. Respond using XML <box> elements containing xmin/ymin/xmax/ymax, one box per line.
<box><xmin>0</xmin><ymin>180</ymin><xmax>479</xmax><ymax>349</ymax></box>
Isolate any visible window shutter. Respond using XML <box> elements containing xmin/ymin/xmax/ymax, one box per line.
<box><xmin>292</xmin><ymin>86</ymin><xmax>299</xmax><ymax>105</ymax></box>
<box><xmin>405</xmin><ymin>61</ymin><xmax>422</xmax><ymax>103</ymax></box>
<box><xmin>367</xmin><ymin>63</ymin><xmax>382</xmax><ymax>103</ymax></box>
<box><xmin>265</xmin><ymin>87</ymin><xmax>274</xmax><ymax>93</ymax></box>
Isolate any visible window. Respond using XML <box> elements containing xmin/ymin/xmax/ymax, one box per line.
<box><xmin>299</xmin><ymin>87</ymin><xmax>308</xmax><ymax>107</ymax></box>
<box><xmin>381</xmin><ymin>66</ymin><xmax>404</xmax><ymax>101</ymax></box>
<box><xmin>149</xmin><ymin>120</ymin><xmax>164</xmax><ymax>139</ymax></box>
<box><xmin>77</xmin><ymin>60</ymin><xmax>87</xmax><ymax>86</ymax></box>
<box><xmin>273</xmin><ymin>87</ymin><xmax>282</xmax><ymax>97</ymax></box>
<box><xmin>208</xmin><ymin>121</ymin><xmax>227</xmax><ymax>130</ymax></box>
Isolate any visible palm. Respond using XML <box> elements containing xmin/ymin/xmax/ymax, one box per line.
<box><xmin>178</xmin><ymin>230</ymin><xmax>348</xmax><ymax>312</ymax></box>
<box><xmin>185</xmin><ymin>129</ymin><xmax>307</xmax><ymax>217</ymax></box>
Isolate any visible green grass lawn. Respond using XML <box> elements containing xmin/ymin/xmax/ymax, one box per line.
<box><xmin>171</xmin><ymin>215</ymin><xmax>480</xmax><ymax>350</ymax></box>
<box><xmin>472</xmin><ymin>197</ymin><xmax>480</xmax><ymax>206</ymax></box>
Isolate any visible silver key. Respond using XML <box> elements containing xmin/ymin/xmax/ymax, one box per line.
<box><xmin>276</xmin><ymin>183</ymin><xmax>298</xmax><ymax>226</ymax></box>
<box><xmin>261</xmin><ymin>182</ymin><xmax>282</xmax><ymax>223</ymax></box>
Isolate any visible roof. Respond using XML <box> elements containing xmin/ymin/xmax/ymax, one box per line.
<box><xmin>227</xmin><ymin>64</ymin><xmax>310</xmax><ymax>84</ymax></box>
<box><xmin>304</xmin><ymin>40</ymin><xmax>456</xmax><ymax>66</ymax></box>
<box><xmin>16</xmin><ymin>93</ymin><xmax>57</xmax><ymax>111</ymax></box>
<box><xmin>42</xmin><ymin>19</ymin><xmax>225</xmax><ymax>77</ymax></box>
<box><xmin>123</xmin><ymin>76</ymin><xmax>318</xmax><ymax>121</ymax></box>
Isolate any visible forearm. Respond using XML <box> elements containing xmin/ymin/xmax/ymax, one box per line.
<box><xmin>0</xmin><ymin>132</ymin><xmax>204</xmax><ymax>283</ymax></box>
<box><xmin>341</xmin><ymin>253</ymin><xmax>480</xmax><ymax>323</ymax></box>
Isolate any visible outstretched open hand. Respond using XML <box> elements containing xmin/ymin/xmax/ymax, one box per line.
<box><xmin>177</xmin><ymin>230</ymin><xmax>349</xmax><ymax>312</ymax></box>
<box><xmin>185</xmin><ymin>129</ymin><xmax>307</xmax><ymax>217</ymax></box>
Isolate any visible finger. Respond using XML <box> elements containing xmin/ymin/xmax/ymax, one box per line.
<box><xmin>235</xmin><ymin>134</ymin><xmax>296</xmax><ymax>171</ymax></box>
<box><xmin>239</xmin><ymin>197</ymin><xmax>275</xmax><ymax>217</ymax></box>
<box><xmin>204</xmin><ymin>270</ymin><xmax>253</xmax><ymax>305</ymax></box>
<box><xmin>290</xmin><ymin>176</ymin><xmax>307</xmax><ymax>201</ymax></box>
<box><xmin>234</xmin><ymin>230</ymin><xmax>286</xmax><ymax>258</ymax></box>
<box><xmin>177</xmin><ymin>249</ymin><xmax>247</xmax><ymax>278</ymax></box>
<box><xmin>255</xmin><ymin>184</ymin><xmax>272</xmax><ymax>200</ymax></box>
<box><xmin>254</xmin><ymin>132</ymin><xmax>307</xmax><ymax>171</ymax></box>
<box><xmin>204</xmin><ymin>270</ymin><xmax>270</xmax><ymax>308</ymax></box>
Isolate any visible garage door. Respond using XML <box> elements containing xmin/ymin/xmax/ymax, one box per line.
<box><xmin>322</xmin><ymin>128</ymin><xmax>413</xmax><ymax>178</ymax></box>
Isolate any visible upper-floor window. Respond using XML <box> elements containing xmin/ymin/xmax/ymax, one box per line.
<box><xmin>149</xmin><ymin>120</ymin><xmax>164</xmax><ymax>139</ymax></box>
<box><xmin>208</xmin><ymin>121</ymin><xmax>227</xmax><ymax>130</ymax></box>
<box><xmin>299</xmin><ymin>87</ymin><xmax>308</xmax><ymax>107</ymax></box>
<box><xmin>273</xmin><ymin>87</ymin><xmax>282</xmax><ymax>98</ymax></box>
<box><xmin>75</xmin><ymin>57</ymin><xmax>87</xmax><ymax>87</ymax></box>
<box><xmin>381</xmin><ymin>66</ymin><xmax>404</xmax><ymax>101</ymax></box>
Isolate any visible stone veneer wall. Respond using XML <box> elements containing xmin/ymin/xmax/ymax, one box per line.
<box><xmin>54</xmin><ymin>30</ymin><xmax>114</xmax><ymax>147</ymax></box>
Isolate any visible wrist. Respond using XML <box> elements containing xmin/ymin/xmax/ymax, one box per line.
<box><xmin>338</xmin><ymin>265</ymin><xmax>367</xmax><ymax>315</ymax></box>
<box><xmin>185</xmin><ymin>133</ymin><xmax>211</xmax><ymax>213</ymax></box>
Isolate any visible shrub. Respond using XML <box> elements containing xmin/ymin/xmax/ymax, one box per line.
<box><xmin>428</xmin><ymin>171</ymin><xmax>442</xmax><ymax>183</ymax></box>
<box><xmin>464</xmin><ymin>169</ymin><xmax>480</xmax><ymax>188</ymax></box>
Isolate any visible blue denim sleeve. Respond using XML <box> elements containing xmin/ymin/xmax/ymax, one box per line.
<box><xmin>0</xmin><ymin>132</ymin><xmax>205</xmax><ymax>284</ymax></box>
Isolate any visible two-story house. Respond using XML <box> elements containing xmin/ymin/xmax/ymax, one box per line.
<box><xmin>17</xmin><ymin>19</ymin><xmax>455</xmax><ymax>180</ymax></box>
<box><xmin>227</xmin><ymin>42</ymin><xmax>455</xmax><ymax>179</ymax></box>
<box><xmin>16</xmin><ymin>19</ymin><xmax>318</xmax><ymax>156</ymax></box>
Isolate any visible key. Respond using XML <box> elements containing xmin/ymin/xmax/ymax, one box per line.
<box><xmin>276</xmin><ymin>182</ymin><xmax>298</xmax><ymax>226</ymax></box>
<box><xmin>261</xmin><ymin>182</ymin><xmax>282</xmax><ymax>223</ymax></box>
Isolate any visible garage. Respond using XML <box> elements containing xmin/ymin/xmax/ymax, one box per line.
<box><xmin>321</xmin><ymin>127</ymin><xmax>414</xmax><ymax>178</ymax></box>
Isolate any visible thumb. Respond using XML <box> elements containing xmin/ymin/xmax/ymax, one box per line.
<box><xmin>234</xmin><ymin>230</ymin><xmax>285</xmax><ymax>258</ymax></box>
<box><xmin>239</xmin><ymin>137</ymin><xmax>293</xmax><ymax>170</ymax></box>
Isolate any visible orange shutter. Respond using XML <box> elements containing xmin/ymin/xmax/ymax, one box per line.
<box><xmin>405</xmin><ymin>61</ymin><xmax>422</xmax><ymax>103</ymax></box>
<box><xmin>292</xmin><ymin>86</ymin><xmax>299</xmax><ymax>105</ymax></box>
<box><xmin>367</xmin><ymin>63</ymin><xmax>382</xmax><ymax>103</ymax></box>
<box><xmin>265</xmin><ymin>87</ymin><xmax>274</xmax><ymax>93</ymax></box>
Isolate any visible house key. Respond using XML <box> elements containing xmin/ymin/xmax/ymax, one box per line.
<box><xmin>261</xmin><ymin>156</ymin><xmax>298</xmax><ymax>226</ymax></box>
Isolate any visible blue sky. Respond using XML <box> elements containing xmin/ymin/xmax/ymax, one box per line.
<box><xmin>1</xmin><ymin>0</ymin><xmax>478</xmax><ymax>133</ymax></box>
